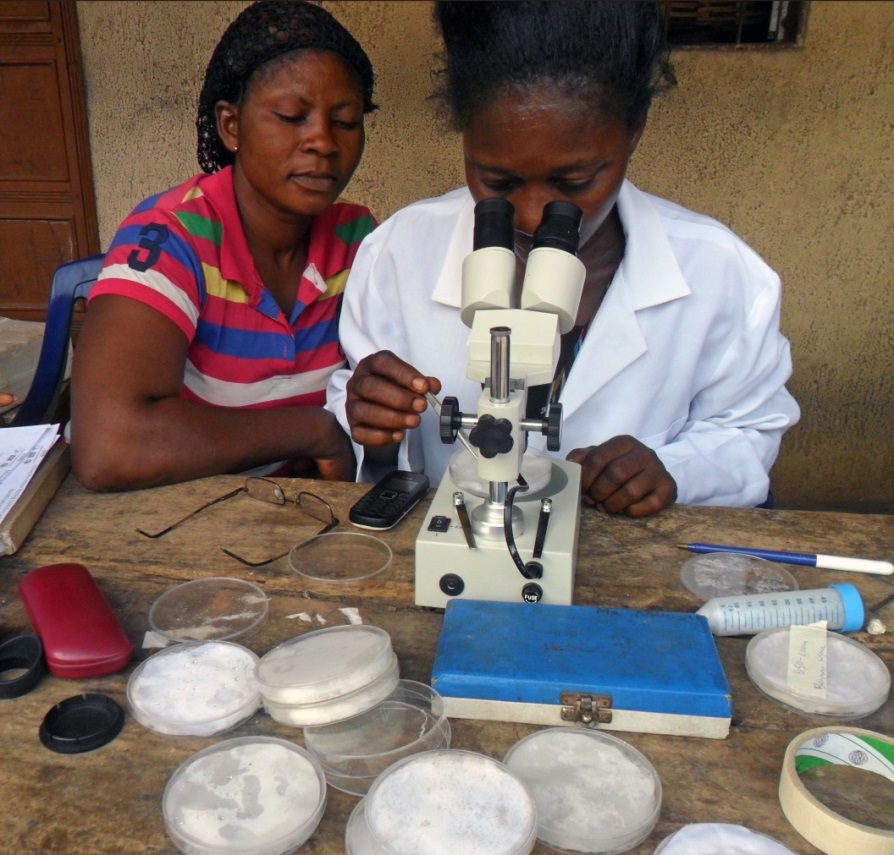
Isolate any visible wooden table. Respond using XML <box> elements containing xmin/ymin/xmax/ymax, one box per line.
<box><xmin>1</xmin><ymin>475</ymin><xmax>892</xmax><ymax>854</ymax></box>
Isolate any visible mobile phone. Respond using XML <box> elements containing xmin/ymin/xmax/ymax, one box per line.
<box><xmin>349</xmin><ymin>470</ymin><xmax>430</xmax><ymax>530</ymax></box>
<box><xmin>18</xmin><ymin>563</ymin><xmax>132</xmax><ymax>679</ymax></box>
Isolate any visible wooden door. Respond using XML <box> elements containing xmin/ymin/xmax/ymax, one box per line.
<box><xmin>0</xmin><ymin>0</ymin><xmax>98</xmax><ymax>324</ymax></box>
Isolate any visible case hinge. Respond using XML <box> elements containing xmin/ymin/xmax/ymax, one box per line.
<box><xmin>560</xmin><ymin>692</ymin><xmax>613</xmax><ymax>727</ymax></box>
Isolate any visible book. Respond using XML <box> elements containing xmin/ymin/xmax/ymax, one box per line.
<box><xmin>0</xmin><ymin>426</ymin><xmax>70</xmax><ymax>556</ymax></box>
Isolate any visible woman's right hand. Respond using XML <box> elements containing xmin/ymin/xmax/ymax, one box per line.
<box><xmin>345</xmin><ymin>350</ymin><xmax>441</xmax><ymax>446</ymax></box>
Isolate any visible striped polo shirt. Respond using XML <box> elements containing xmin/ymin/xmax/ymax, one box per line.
<box><xmin>90</xmin><ymin>166</ymin><xmax>376</xmax><ymax>410</ymax></box>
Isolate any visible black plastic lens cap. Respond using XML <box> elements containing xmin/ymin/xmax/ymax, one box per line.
<box><xmin>39</xmin><ymin>693</ymin><xmax>125</xmax><ymax>754</ymax></box>
<box><xmin>0</xmin><ymin>634</ymin><xmax>46</xmax><ymax>699</ymax></box>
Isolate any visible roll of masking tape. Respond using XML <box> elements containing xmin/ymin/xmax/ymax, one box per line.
<box><xmin>778</xmin><ymin>726</ymin><xmax>894</xmax><ymax>855</ymax></box>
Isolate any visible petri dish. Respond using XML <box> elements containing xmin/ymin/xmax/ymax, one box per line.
<box><xmin>305</xmin><ymin>680</ymin><xmax>451</xmax><ymax>795</ymax></box>
<box><xmin>127</xmin><ymin>640</ymin><xmax>260</xmax><ymax>737</ymax></box>
<box><xmin>503</xmin><ymin>727</ymin><xmax>661</xmax><ymax>855</ymax></box>
<box><xmin>449</xmin><ymin>447</ymin><xmax>553</xmax><ymax>499</ymax></box>
<box><xmin>288</xmin><ymin>532</ymin><xmax>392</xmax><ymax>586</ymax></box>
<box><xmin>255</xmin><ymin>625</ymin><xmax>400</xmax><ymax>727</ymax></box>
<box><xmin>262</xmin><ymin>655</ymin><xmax>399</xmax><ymax>728</ymax></box>
<box><xmin>149</xmin><ymin>577</ymin><xmax>269</xmax><ymax>643</ymax></box>
<box><xmin>365</xmin><ymin>749</ymin><xmax>538</xmax><ymax>855</ymax></box>
<box><xmin>680</xmin><ymin>552</ymin><xmax>798</xmax><ymax>602</ymax></box>
<box><xmin>162</xmin><ymin>736</ymin><xmax>326</xmax><ymax>855</ymax></box>
<box><xmin>655</xmin><ymin>823</ymin><xmax>799</xmax><ymax>854</ymax></box>
<box><xmin>745</xmin><ymin>627</ymin><xmax>891</xmax><ymax>718</ymax></box>
<box><xmin>345</xmin><ymin>798</ymin><xmax>377</xmax><ymax>855</ymax></box>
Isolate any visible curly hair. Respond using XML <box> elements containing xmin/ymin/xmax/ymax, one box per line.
<box><xmin>433</xmin><ymin>1</ymin><xmax>676</xmax><ymax>132</ymax></box>
<box><xmin>197</xmin><ymin>0</ymin><xmax>377</xmax><ymax>174</ymax></box>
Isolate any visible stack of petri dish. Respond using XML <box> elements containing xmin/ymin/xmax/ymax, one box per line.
<box><xmin>346</xmin><ymin>749</ymin><xmax>539</xmax><ymax>855</ymax></box>
<box><xmin>162</xmin><ymin>736</ymin><xmax>326</xmax><ymax>855</ymax></box>
<box><xmin>304</xmin><ymin>680</ymin><xmax>451</xmax><ymax>795</ymax></box>
<box><xmin>255</xmin><ymin>625</ymin><xmax>400</xmax><ymax>727</ymax></box>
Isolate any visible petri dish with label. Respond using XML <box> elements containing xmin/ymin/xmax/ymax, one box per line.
<box><xmin>680</xmin><ymin>552</ymin><xmax>798</xmax><ymax>602</ymax></box>
<box><xmin>163</xmin><ymin>736</ymin><xmax>326</xmax><ymax>855</ymax></box>
<box><xmin>745</xmin><ymin>627</ymin><xmax>891</xmax><ymax>718</ymax></box>
<box><xmin>503</xmin><ymin>727</ymin><xmax>661</xmax><ymax>855</ymax></box>
<box><xmin>149</xmin><ymin>577</ymin><xmax>268</xmax><ymax>643</ymax></box>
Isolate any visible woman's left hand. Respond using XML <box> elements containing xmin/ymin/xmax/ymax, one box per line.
<box><xmin>567</xmin><ymin>435</ymin><xmax>677</xmax><ymax>517</ymax></box>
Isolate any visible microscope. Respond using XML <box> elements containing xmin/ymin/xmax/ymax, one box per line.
<box><xmin>415</xmin><ymin>198</ymin><xmax>585</xmax><ymax>608</ymax></box>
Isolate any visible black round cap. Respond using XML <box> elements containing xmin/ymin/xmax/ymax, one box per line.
<box><xmin>0</xmin><ymin>634</ymin><xmax>46</xmax><ymax>699</ymax></box>
<box><xmin>39</xmin><ymin>693</ymin><xmax>124</xmax><ymax>754</ymax></box>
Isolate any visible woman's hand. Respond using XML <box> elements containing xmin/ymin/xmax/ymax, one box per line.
<box><xmin>0</xmin><ymin>392</ymin><xmax>14</xmax><ymax>408</ymax></box>
<box><xmin>567</xmin><ymin>435</ymin><xmax>677</xmax><ymax>517</ymax></box>
<box><xmin>345</xmin><ymin>350</ymin><xmax>441</xmax><ymax>446</ymax></box>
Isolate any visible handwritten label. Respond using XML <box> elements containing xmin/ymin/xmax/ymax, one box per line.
<box><xmin>787</xmin><ymin>621</ymin><xmax>828</xmax><ymax>697</ymax></box>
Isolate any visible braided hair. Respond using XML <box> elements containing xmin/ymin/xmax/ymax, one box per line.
<box><xmin>433</xmin><ymin>1</ymin><xmax>675</xmax><ymax>132</ymax></box>
<box><xmin>197</xmin><ymin>0</ymin><xmax>376</xmax><ymax>174</ymax></box>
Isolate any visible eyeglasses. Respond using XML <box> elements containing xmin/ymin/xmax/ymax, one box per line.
<box><xmin>223</xmin><ymin>480</ymin><xmax>338</xmax><ymax>567</ymax></box>
<box><xmin>137</xmin><ymin>477</ymin><xmax>339</xmax><ymax>567</ymax></box>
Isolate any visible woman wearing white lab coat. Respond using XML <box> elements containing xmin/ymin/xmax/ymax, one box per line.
<box><xmin>327</xmin><ymin>1</ymin><xmax>799</xmax><ymax>515</ymax></box>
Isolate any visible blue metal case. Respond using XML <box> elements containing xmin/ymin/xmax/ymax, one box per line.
<box><xmin>431</xmin><ymin>599</ymin><xmax>732</xmax><ymax>738</ymax></box>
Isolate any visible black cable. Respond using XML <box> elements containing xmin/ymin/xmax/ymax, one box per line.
<box><xmin>505</xmin><ymin>481</ymin><xmax>541</xmax><ymax>579</ymax></box>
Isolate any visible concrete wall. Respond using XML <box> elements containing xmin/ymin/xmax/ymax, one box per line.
<box><xmin>75</xmin><ymin>1</ymin><xmax>894</xmax><ymax>510</ymax></box>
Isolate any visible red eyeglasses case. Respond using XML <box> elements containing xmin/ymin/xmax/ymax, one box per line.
<box><xmin>18</xmin><ymin>563</ymin><xmax>132</xmax><ymax>679</ymax></box>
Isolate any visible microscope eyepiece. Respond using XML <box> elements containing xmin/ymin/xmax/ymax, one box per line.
<box><xmin>532</xmin><ymin>201</ymin><xmax>583</xmax><ymax>255</ymax></box>
<box><xmin>473</xmin><ymin>198</ymin><xmax>515</xmax><ymax>251</ymax></box>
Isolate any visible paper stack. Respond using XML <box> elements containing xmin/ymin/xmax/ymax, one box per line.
<box><xmin>0</xmin><ymin>424</ymin><xmax>70</xmax><ymax>556</ymax></box>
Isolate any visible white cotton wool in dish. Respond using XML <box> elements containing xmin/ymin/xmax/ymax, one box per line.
<box><xmin>503</xmin><ymin>728</ymin><xmax>661</xmax><ymax>854</ymax></box>
<box><xmin>654</xmin><ymin>823</ymin><xmax>798</xmax><ymax>854</ymax></box>
<box><xmin>127</xmin><ymin>640</ymin><xmax>260</xmax><ymax>736</ymax></box>
<box><xmin>365</xmin><ymin>750</ymin><xmax>538</xmax><ymax>855</ymax></box>
<box><xmin>163</xmin><ymin>739</ymin><xmax>325</xmax><ymax>853</ymax></box>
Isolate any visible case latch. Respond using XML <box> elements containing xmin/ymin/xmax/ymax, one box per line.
<box><xmin>560</xmin><ymin>692</ymin><xmax>613</xmax><ymax>726</ymax></box>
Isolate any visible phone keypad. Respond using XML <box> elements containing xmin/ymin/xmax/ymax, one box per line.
<box><xmin>353</xmin><ymin>490</ymin><xmax>410</xmax><ymax>516</ymax></box>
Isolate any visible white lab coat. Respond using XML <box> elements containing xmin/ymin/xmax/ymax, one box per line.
<box><xmin>327</xmin><ymin>181</ymin><xmax>800</xmax><ymax>506</ymax></box>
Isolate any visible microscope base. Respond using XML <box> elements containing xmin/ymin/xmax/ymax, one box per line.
<box><xmin>414</xmin><ymin>459</ymin><xmax>581</xmax><ymax>608</ymax></box>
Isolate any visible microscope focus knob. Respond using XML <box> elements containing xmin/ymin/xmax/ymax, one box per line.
<box><xmin>439</xmin><ymin>396</ymin><xmax>462</xmax><ymax>444</ymax></box>
<box><xmin>545</xmin><ymin>402</ymin><xmax>563</xmax><ymax>452</ymax></box>
<box><xmin>469</xmin><ymin>414</ymin><xmax>514</xmax><ymax>458</ymax></box>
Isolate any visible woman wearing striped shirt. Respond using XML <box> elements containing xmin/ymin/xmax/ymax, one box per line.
<box><xmin>71</xmin><ymin>1</ymin><xmax>377</xmax><ymax>491</ymax></box>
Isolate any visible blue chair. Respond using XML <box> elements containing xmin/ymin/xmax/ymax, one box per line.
<box><xmin>9</xmin><ymin>254</ymin><xmax>105</xmax><ymax>427</ymax></box>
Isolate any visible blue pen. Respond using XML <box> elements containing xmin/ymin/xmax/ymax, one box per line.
<box><xmin>677</xmin><ymin>542</ymin><xmax>893</xmax><ymax>576</ymax></box>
